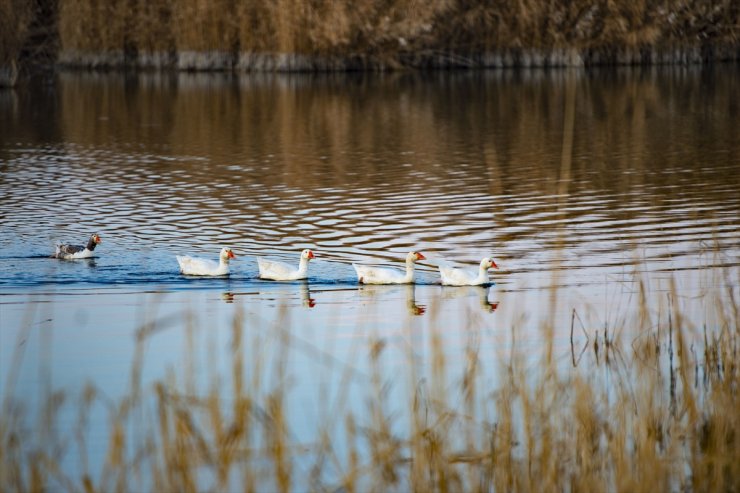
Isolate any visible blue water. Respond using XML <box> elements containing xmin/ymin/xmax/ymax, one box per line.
<box><xmin>2</xmin><ymin>68</ymin><xmax>739</xmax><ymax>297</ymax></box>
<box><xmin>0</xmin><ymin>251</ymin><xmax>385</xmax><ymax>288</ymax></box>
<box><xmin>2</xmin><ymin>67</ymin><xmax>738</xmax><ymax>390</ymax></box>
<box><xmin>1</xmin><ymin>68</ymin><xmax>738</xmax><ymax>491</ymax></box>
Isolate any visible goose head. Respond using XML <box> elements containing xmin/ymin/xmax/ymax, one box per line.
<box><xmin>86</xmin><ymin>233</ymin><xmax>102</xmax><ymax>250</ymax></box>
<box><xmin>301</xmin><ymin>249</ymin><xmax>315</xmax><ymax>261</ymax></box>
<box><xmin>481</xmin><ymin>257</ymin><xmax>498</xmax><ymax>270</ymax></box>
<box><xmin>220</xmin><ymin>248</ymin><xmax>236</xmax><ymax>262</ymax></box>
<box><xmin>407</xmin><ymin>251</ymin><xmax>426</xmax><ymax>263</ymax></box>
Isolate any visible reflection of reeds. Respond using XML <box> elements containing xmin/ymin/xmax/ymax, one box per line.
<box><xmin>1</xmin><ymin>270</ymin><xmax>738</xmax><ymax>491</ymax></box>
<box><xmin>40</xmin><ymin>69</ymin><xmax>739</xmax><ymax>263</ymax></box>
<box><xmin>49</xmin><ymin>69</ymin><xmax>739</xmax><ymax>195</ymax></box>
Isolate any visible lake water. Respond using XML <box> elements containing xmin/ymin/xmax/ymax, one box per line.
<box><xmin>2</xmin><ymin>68</ymin><xmax>738</xmax><ymax>287</ymax></box>
<box><xmin>1</xmin><ymin>66</ymin><xmax>738</xmax><ymax>490</ymax></box>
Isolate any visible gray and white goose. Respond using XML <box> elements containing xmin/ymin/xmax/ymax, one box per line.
<box><xmin>52</xmin><ymin>233</ymin><xmax>102</xmax><ymax>259</ymax></box>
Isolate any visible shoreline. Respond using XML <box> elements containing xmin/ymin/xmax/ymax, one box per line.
<box><xmin>3</xmin><ymin>0</ymin><xmax>739</xmax><ymax>85</ymax></box>
<box><xmin>55</xmin><ymin>44</ymin><xmax>740</xmax><ymax>72</ymax></box>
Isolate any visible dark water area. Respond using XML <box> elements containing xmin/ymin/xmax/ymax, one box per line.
<box><xmin>1</xmin><ymin>66</ymin><xmax>738</xmax><ymax>491</ymax></box>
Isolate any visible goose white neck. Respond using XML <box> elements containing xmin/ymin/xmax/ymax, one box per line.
<box><xmin>475</xmin><ymin>264</ymin><xmax>490</xmax><ymax>284</ymax></box>
<box><xmin>298</xmin><ymin>256</ymin><xmax>310</xmax><ymax>275</ymax></box>
<box><xmin>404</xmin><ymin>258</ymin><xmax>417</xmax><ymax>282</ymax></box>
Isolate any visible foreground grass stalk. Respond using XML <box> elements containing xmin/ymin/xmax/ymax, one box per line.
<box><xmin>0</xmin><ymin>270</ymin><xmax>737</xmax><ymax>491</ymax></box>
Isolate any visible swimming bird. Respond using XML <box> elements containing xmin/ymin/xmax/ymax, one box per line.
<box><xmin>176</xmin><ymin>247</ymin><xmax>235</xmax><ymax>276</ymax></box>
<box><xmin>52</xmin><ymin>233</ymin><xmax>102</xmax><ymax>259</ymax></box>
<box><xmin>258</xmin><ymin>249</ymin><xmax>315</xmax><ymax>281</ymax></box>
<box><xmin>353</xmin><ymin>251</ymin><xmax>426</xmax><ymax>284</ymax></box>
<box><xmin>439</xmin><ymin>257</ymin><xmax>498</xmax><ymax>286</ymax></box>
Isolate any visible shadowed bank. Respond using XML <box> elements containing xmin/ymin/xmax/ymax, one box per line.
<box><xmin>1</xmin><ymin>0</ymin><xmax>738</xmax><ymax>79</ymax></box>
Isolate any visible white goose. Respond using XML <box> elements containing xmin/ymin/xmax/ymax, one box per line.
<box><xmin>176</xmin><ymin>247</ymin><xmax>235</xmax><ymax>276</ymax></box>
<box><xmin>52</xmin><ymin>233</ymin><xmax>102</xmax><ymax>259</ymax></box>
<box><xmin>258</xmin><ymin>249</ymin><xmax>315</xmax><ymax>281</ymax></box>
<box><xmin>439</xmin><ymin>257</ymin><xmax>498</xmax><ymax>286</ymax></box>
<box><xmin>353</xmin><ymin>251</ymin><xmax>426</xmax><ymax>284</ymax></box>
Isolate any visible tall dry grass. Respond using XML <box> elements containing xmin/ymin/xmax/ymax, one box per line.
<box><xmin>52</xmin><ymin>0</ymin><xmax>739</xmax><ymax>68</ymax></box>
<box><xmin>1</xmin><ymin>271</ymin><xmax>738</xmax><ymax>492</ymax></box>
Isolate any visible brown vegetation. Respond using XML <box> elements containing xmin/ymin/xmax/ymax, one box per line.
<box><xmin>1</xmin><ymin>271</ymin><xmax>738</xmax><ymax>491</ymax></box>
<box><xmin>0</xmin><ymin>0</ymin><xmax>32</xmax><ymax>85</ymax></box>
<box><xmin>28</xmin><ymin>0</ymin><xmax>740</xmax><ymax>69</ymax></box>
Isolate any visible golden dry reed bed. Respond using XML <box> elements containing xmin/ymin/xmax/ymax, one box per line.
<box><xmin>1</xmin><ymin>271</ymin><xmax>738</xmax><ymax>492</ymax></box>
<box><xmin>1</xmin><ymin>0</ymin><xmax>737</xmax><ymax>72</ymax></box>
<box><xmin>55</xmin><ymin>0</ymin><xmax>740</xmax><ymax>68</ymax></box>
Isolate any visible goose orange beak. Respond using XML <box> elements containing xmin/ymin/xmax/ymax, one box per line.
<box><xmin>491</xmin><ymin>260</ymin><xmax>498</xmax><ymax>269</ymax></box>
<box><xmin>308</xmin><ymin>251</ymin><xmax>315</xmax><ymax>259</ymax></box>
<box><xmin>416</xmin><ymin>252</ymin><xmax>426</xmax><ymax>260</ymax></box>
<box><xmin>228</xmin><ymin>251</ymin><xmax>236</xmax><ymax>259</ymax></box>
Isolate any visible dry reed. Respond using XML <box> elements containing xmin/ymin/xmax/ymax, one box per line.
<box><xmin>1</xmin><ymin>268</ymin><xmax>738</xmax><ymax>492</ymax></box>
<box><xmin>49</xmin><ymin>0</ymin><xmax>740</xmax><ymax>69</ymax></box>
<box><xmin>4</xmin><ymin>0</ymin><xmax>739</xmax><ymax>71</ymax></box>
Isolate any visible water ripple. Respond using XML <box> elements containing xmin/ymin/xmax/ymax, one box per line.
<box><xmin>2</xmin><ymin>70</ymin><xmax>739</xmax><ymax>289</ymax></box>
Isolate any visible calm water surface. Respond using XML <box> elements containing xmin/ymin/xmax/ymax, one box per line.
<box><xmin>1</xmin><ymin>67</ymin><xmax>738</xmax><ymax>489</ymax></box>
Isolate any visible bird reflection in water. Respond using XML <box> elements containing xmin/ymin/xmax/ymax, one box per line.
<box><xmin>357</xmin><ymin>284</ymin><xmax>426</xmax><ymax>316</ymax></box>
<box><xmin>221</xmin><ymin>282</ymin><xmax>315</xmax><ymax>307</ymax></box>
<box><xmin>405</xmin><ymin>285</ymin><xmax>426</xmax><ymax>316</ymax></box>
<box><xmin>299</xmin><ymin>281</ymin><xmax>316</xmax><ymax>308</ymax></box>
<box><xmin>440</xmin><ymin>285</ymin><xmax>499</xmax><ymax>313</ymax></box>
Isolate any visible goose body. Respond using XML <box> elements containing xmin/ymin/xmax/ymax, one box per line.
<box><xmin>177</xmin><ymin>248</ymin><xmax>235</xmax><ymax>276</ymax></box>
<box><xmin>53</xmin><ymin>233</ymin><xmax>102</xmax><ymax>259</ymax></box>
<box><xmin>258</xmin><ymin>249</ymin><xmax>314</xmax><ymax>281</ymax></box>
<box><xmin>439</xmin><ymin>257</ymin><xmax>498</xmax><ymax>286</ymax></box>
<box><xmin>353</xmin><ymin>251</ymin><xmax>426</xmax><ymax>285</ymax></box>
